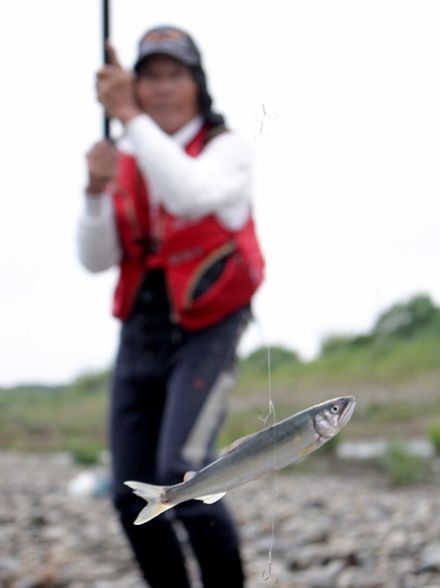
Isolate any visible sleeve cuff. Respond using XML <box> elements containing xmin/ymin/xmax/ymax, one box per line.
<box><xmin>84</xmin><ymin>193</ymin><xmax>107</xmax><ymax>216</ymax></box>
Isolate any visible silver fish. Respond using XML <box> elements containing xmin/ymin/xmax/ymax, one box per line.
<box><xmin>125</xmin><ymin>396</ymin><xmax>355</xmax><ymax>524</ymax></box>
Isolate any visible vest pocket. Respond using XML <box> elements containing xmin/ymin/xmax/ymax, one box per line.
<box><xmin>183</xmin><ymin>242</ymin><xmax>236</xmax><ymax>308</ymax></box>
<box><xmin>190</xmin><ymin>255</ymin><xmax>228</xmax><ymax>301</ymax></box>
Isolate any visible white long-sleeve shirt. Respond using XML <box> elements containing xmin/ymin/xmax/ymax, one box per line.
<box><xmin>77</xmin><ymin>114</ymin><xmax>253</xmax><ymax>273</ymax></box>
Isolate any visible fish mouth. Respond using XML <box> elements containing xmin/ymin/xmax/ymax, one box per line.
<box><xmin>339</xmin><ymin>396</ymin><xmax>356</xmax><ymax>428</ymax></box>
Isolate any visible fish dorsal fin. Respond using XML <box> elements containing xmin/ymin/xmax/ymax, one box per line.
<box><xmin>183</xmin><ymin>471</ymin><xmax>196</xmax><ymax>482</ymax></box>
<box><xmin>222</xmin><ymin>432</ymin><xmax>254</xmax><ymax>455</ymax></box>
<box><xmin>195</xmin><ymin>492</ymin><xmax>227</xmax><ymax>504</ymax></box>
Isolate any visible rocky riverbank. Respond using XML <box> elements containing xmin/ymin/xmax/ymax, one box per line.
<box><xmin>1</xmin><ymin>451</ymin><xmax>440</xmax><ymax>588</ymax></box>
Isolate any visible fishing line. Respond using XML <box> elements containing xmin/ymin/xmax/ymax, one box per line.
<box><xmin>254</xmin><ymin>103</ymin><xmax>278</xmax><ymax>139</ymax></box>
<box><xmin>252</xmin><ymin>105</ymin><xmax>280</xmax><ymax>583</ymax></box>
<box><xmin>261</xmin><ymin>345</ymin><xmax>279</xmax><ymax>585</ymax></box>
<box><xmin>252</xmin><ymin>320</ymin><xmax>279</xmax><ymax>584</ymax></box>
<box><xmin>258</xmin><ymin>344</ymin><xmax>276</xmax><ymax>426</ymax></box>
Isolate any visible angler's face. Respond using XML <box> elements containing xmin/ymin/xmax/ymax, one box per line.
<box><xmin>135</xmin><ymin>54</ymin><xmax>200</xmax><ymax>135</ymax></box>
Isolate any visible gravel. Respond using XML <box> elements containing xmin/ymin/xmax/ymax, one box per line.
<box><xmin>1</xmin><ymin>451</ymin><xmax>440</xmax><ymax>587</ymax></box>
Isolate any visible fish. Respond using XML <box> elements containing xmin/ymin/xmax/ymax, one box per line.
<box><xmin>125</xmin><ymin>396</ymin><xmax>355</xmax><ymax>524</ymax></box>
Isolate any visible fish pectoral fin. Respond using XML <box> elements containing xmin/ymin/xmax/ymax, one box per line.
<box><xmin>195</xmin><ymin>491</ymin><xmax>227</xmax><ymax>504</ymax></box>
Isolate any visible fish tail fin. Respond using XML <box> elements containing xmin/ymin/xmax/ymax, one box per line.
<box><xmin>124</xmin><ymin>480</ymin><xmax>173</xmax><ymax>525</ymax></box>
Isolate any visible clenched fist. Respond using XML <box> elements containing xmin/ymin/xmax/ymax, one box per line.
<box><xmin>96</xmin><ymin>43</ymin><xmax>141</xmax><ymax>124</ymax></box>
<box><xmin>85</xmin><ymin>140</ymin><xmax>119</xmax><ymax>195</ymax></box>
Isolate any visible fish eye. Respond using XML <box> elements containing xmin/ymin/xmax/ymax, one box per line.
<box><xmin>330</xmin><ymin>404</ymin><xmax>340</xmax><ymax>414</ymax></box>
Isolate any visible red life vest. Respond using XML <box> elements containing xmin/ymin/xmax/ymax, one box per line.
<box><xmin>111</xmin><ymin>124</ymin><xmax>265</xmax><ymax>330</ymax></box>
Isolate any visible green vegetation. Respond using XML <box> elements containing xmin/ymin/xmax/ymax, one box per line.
<box><xmin>1</xmin><ymin>293</ymin><xmax>440</xmax><ymax>470</ymax></box>
<box><xmin>426</xmin><ymin>421</ymin><xmax>440</xmax><ymax>455</ymax></box>
<box><xmin>381</xmin><ymin>440</ymin><xmax>430</xmax><ymax>486</ymax></box>
<box><xmin>0</xmin><ymin>371</ymin><xmax>109</xmax><ymax>456</ymax></box>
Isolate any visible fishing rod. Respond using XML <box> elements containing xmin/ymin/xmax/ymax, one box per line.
<box><xmin>103</xmin><ymin>0</ymin><xmax>111</xmax><ymax>140</ymax></box>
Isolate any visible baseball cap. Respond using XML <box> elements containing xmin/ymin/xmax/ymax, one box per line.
<box><xmin>134</xmin><ymin>25</ymin><xmax>202</xmax><ymax>71</ymax></box>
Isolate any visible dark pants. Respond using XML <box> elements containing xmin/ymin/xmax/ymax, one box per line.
<box><xmin>110</xmin><ymin>271</ymin><xmax>250</xmax><ymax>587</ymax></box>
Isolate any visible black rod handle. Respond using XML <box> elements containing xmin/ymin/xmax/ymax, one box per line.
<box><xmin>103</xmin><ymin>0</ymin><xmax>111</xmax><ymax>139</ymax></box>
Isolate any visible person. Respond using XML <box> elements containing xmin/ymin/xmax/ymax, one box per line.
<box><xmin>77</xmin><ymin>24</ymin><xmax>264</xmax><ymax>587</ymax></box>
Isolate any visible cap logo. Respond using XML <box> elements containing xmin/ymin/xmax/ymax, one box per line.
<box><xmin>143</xmin><ymin>29</ymin><xmax>186</xmax><ymax>43</ymax></box>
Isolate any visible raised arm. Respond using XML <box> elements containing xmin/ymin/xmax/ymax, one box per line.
<box><xmin>76</xmin><ymin>140</ymin><xmax>122</xmax><ymax>272</ymax></box>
